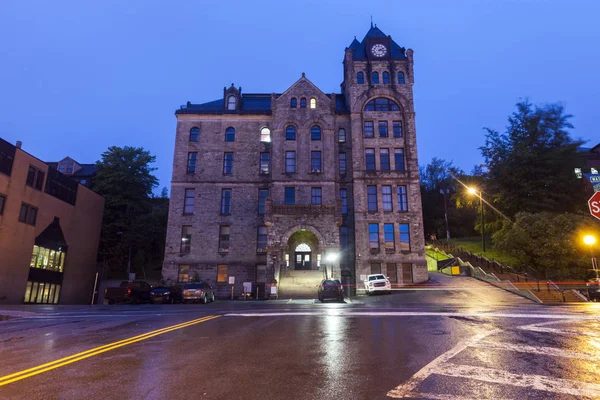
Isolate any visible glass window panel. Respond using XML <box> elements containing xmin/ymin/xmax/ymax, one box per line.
<box><xmin>285</xmin><ymin>126</ymin><xmax>296</xmax><ymax>140</ymax></box>
<box><xmin>339</xmin><ymin>153</ymin><xmax>347</xmax><ymax>175</ymax></box>
<box><xmin>300</xmin><ymin>98</ymin><xmax>307</xmax><ymax>108</ymax></box>
<box><xmin>369</xmin><ymin>223</ymin><xmax>379</xmax><ymax>248</ymax></box>
<box><xmin>311</xmin><ymin>126</ymin><xmax>321</xmax><ymax>141</ymax></box>
<box><xmin>338</xmin><ymin>128</ymin><xmax>346</xmax><ymax>143</ymax></box>
<box><xmin>36</xmin><ymin>283</ymin><xmax>45</xmax><ymax>304</ymax></box>
<box><xmin>58</xmin><ymin>252</ymin><xmax>65</xmax><ymax>272</ymax></box>
<box><xmin>225</xmin><ymin>127</ymin><xmax>235</xmax><ymax>142</ymax></box>
<box><xmin>187</xmin><ymin>152</ymin><xmax>198</xmax><ymax>174</ymax></box>
<box><xmin>387</xmin><ymin>263</ymin><xmax>398</xmax><ymax>283</ymax></box>
<box><xmin>340</xmin><ymin>189</ymin><xmax>348</xmax><ymax>215</ymax></box>
<box><xmin>260</xmin><ymin>127</ymin><xmax>271</xmax><ymax>143</ymax></box>
<box><xmin>399</xmin><ymin>223</ymin><xmax>410</xmax><ymax>250</ymax></box>
<box><xmin>30</xmin><ymin>246</ymin><xmax>39</xmax><ymax>268</ymax></box>
<box><xmin>382</xmin><ymin>72</ymin><xmax>389</xmax><ymax>84</ymax></box>
<box><xmin>285</xmin><ymin>152</ymin><xmax>296</xmax><ymax>173</ymax></box>
<box><xmin>363</xmin><ymin>121</ymin><xmax>374</xmax><ymax>138</ymax></box>
<box><xmin>290</xmin><ymin>98</ymin><xmax>297</xmax><ymax>108</ymax></box>
<box><xmin>48</xmin><ymin>284</ymin><xmax>55</xmax><ymax>304</ymax></box>
<box><xmin>223</xmin><ymin>152</ymin><xmax>234</xmax><ymax>175</ymax></box>
<box><xmin>178</xmin><ymin>265</ymin><xmax>190</xmax><ymax>283</ymax></box>
<box><xmin>368</xmin><ymin>186</ymin><xmax>378</xmax><ymax>211</ymax></box>
<box><xmin>284</xmin><ymin>187</ymin><xmax>295</xmax><ymax>205</ymax></box>
<box><xmin>393</xmin><ymin>121</ymin><xmax>403</xmax><ymax>138</ymax></box>
<box><xmin>379</xmin><ymin>121</ymin><xmax>388</xmax><ymax>137</ymax></box>
<box><xmin>311</xmin><ymin>151</ymin><xmax>322</xmax><ymax>172</ymax></box>
<box><xmin>395</xmin><ymin>149</ymin><xmax>405</xmax><ymax>171</ymax></box>
<box><xmin>397</xmin><ymin>186</ymin><xmax>408</xmax><ymax>211</ymax></box>
<box><xmin>53</xmin><ymin>285</ymin><xmax>61</xmax><ymax>304</ymax></box>
<box><xmin>366</xmin><ymin>149</ymin><xmax>376</xmax><ymax>171</ymax></box>
<box><xmin>311</xmin><ymin>187</ymin><xmax>322</xmax><ymax>205</ymax></box>
<box><xmin>30</xmin><ymin>282</ymin><xmax>39</xmax><ymax>303</ymax></box>
<box><xmin>217</xmin><ymin>264</ymin><xmax>228</xmax><ymax>283</ymax></box>
<box><xmin>24</xmin><ymin>281</ymin><xmax>33</xmax><ymax>303</ymax></box>
<box><xmin>310</xmin><ymin>98</ymin><xmax>316</xmax><ymax>109</ymax></box>
<box><xmin>258</xmin><ymin>189</ymin><xmax>269</xmax><ymax>214</ymax></box>
<box><xmin>184</xmin><ymin>189</ymin><xmax>195</xmax><ymax>214</ymax></box>
<box><xmin>384</xmin><ymin>223</ymin><xmax>395</xmax><ymax>248</ymax></box>
<box><xmin>357</xmin><ymin>72</ymin><xmax>364</xmax><ymax>84</ymax></box>
<box><xmin>42</xmin><ymin>284</ymin><xmax>51</xmax><ymax>303</ymax></box>
<box><xmin>380</xmin><ymin>149</ymin><xmax>391</xmax><ymax>171</ymax></box>
<box><xmin>48</xmin><ymin>250</ymin><xmax>56</xmax><ymax>270</ymax></box>
<box><xmin>372</xmin><ymin>72</ymin><xmax>379</xmax><ymax>84</ymax></box>
<box><xmin>382</xmin><ymin>185</ymin><xmax>393</xmax><ymax>211</ymax></box>
<box><xmin>190</xmin><ymin>127</ymin><xmax>200</xmax><ymax>142</ymax></box>
<box><xmin>398</xmin><ymin>72</ymin><xmax>405</xmax><ymax>84</ymax></box>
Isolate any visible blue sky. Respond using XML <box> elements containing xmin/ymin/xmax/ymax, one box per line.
<box><xmin>1</xmin><ymin>0</ymin><xmax>598</xmax><ymax>193</ymax></box>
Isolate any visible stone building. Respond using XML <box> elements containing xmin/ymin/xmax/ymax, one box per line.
<box><xmin>162</xmin><ymin>25</ymin><xmax>427</xmax><ymax>297</ymax></box>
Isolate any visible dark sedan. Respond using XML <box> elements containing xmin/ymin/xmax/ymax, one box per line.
<box><xmin>150</xmin><ymin>286</ymin><xmax>183</xmax><ymax>304</ymax></box>
<box><xmin>318</xmin><ymin>279</ymin><xmax>344</xmax><ymax>302</ymax></box>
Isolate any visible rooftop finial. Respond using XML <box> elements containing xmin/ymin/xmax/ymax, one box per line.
<box><xmin>370</xmin><ymin>15</ymin><xmax>373</xmax><ymax>29</ymax></box>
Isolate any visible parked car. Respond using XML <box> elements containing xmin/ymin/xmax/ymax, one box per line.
<box><xmin>318</xmin><ymin>279</ymin><xmax>344</xmax><ymax>302</ymax></box>
<box><xmin>586</xmin><ymin>279</ymin><xmax>600</xmax><ymax>302</ymax></box>
<box><xmin>104</xmin><ymin>280</ymin><xmax>153</xmax><ymax>304</ymax></box>
<box><xmin>150</xmin><ymin>286</ymin><xmax>183</xmax><ymax>304</ymax></box>
<box><xmin>182</xmin><ymin>282</ymin><xmax>215</xmax><ymax>304</ymax></box>
<box><xmin>364</xmin><ymin>274</ymin><xmax>392</xmax><ymax>295</ymax></box>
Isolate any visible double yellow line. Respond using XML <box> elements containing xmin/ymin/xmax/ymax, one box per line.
<box><xmin>0</xmin><ymin>314</ymin><xmax>220</xmax><ymax>387</ymax></box>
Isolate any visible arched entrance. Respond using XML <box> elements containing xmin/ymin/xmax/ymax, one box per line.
<box><xmin>287</xmin><ymin>230</ymin><xmax>320</xmax><ymax>271</ymax></box>
<box><xmin>294</xmin><ymin>243</ymin><xmax>312</xmax><ymax>270</ymax></box>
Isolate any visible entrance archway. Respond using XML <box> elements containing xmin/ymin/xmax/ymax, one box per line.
<box><xmin>287</xmin><ymin>230</ymin><xmax>320</xmax><ymax>271</ymax></box>
<box><xmin>294</xmin><ymin>243</ymin><xmax>312</xmax><ymax>270</ymax></box>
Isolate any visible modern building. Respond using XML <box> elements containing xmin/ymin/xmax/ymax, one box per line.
<box><xmin>47</xmin><ymin>156</ymin><xmax>97</xmax><ymax>188</ymax></box>
<box><xmin>162</xmin><ymin>25</ymin><xmax>427</xmax><ymax>297</ymax></box>
<box><xmin>0</xmin><ymin>138</ymin><xmax>104</xmax><ymax>304</ymax></box>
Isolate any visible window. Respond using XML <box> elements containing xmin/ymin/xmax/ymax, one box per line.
<box><xmin>225</xmin><ymin>127</ymin><xmax>235</xmax><ymax>142</ymax></box>
<box><xmin>382</xmin><ymin>186</ymin><xmax>393</xmax><ymax>211</ymax></box>
<box><xmin>0</xmin><ymin>143</ymin><xmax>15</xmax><ymax>177</ymax></box>
<box><xmin>379</xmin><ymin>121</ymin><xmax>388</xmax><ymax>137</ymax></box>
<box><xmin>221</xmin><ymin>189</ymin><xmax>232</xmax><ymax>214</ymax></box>
<box><xmin>372</xmin><ymin>72</ymin><xmax>379</xmax><ymax>84</ymax></box>
<box><xmin>386</xmin><ymin>263</ymin><xmax>397</xmax><ymax>283</ymax></box>
<box><xmin>339</xmin><ymin>153</ymin><xmax>347</xmax><ymax>175</ymax></box>
<box><xmin>219</xmin><ymin>225</ymin><xmax>230</xmax><ymax>252</ymax></box>
<box><xmin>365</xmin><ymin>149</ymin><xmax>376</xmax><ymax>171</ymax></box>
<box><xmin>369</xmin><ymin>224</ymin><xmax>379</xmax><ymax>249</ymax></box>
<box><xmin>58</xmin><ymin>164</ymin><xmax>66</xmax><ymax>173</ymax></box>
<box><xmin>26</xmin><ymin>166</ymin><xmax>44</xmax><ymax>190</ymax></box>
<box><xmin>190</xmin><ymin>127</ymin><xmax>200</xmax><ymax>142</ymax></box>
<box><xmin>340</xmin><ymin>189</ymin><xmax>348</xmax><ymax>215</ymax></box>
<box><xmin>227</xmin><ymin>95</ymin><xmax>236</xmax><ymax>110</ymax></box>
<box><xmin>286</xmin><ymin>126</ymin><xmax>296</xmax><ymax>141</ymax></box>
<box><xmin>260</xmin><ymin>127</ymin><xmax>271</xmax><ymax>143</ymax></box>
<box><xmin>45</xmin><ymin>168</ymin><xmax>77</xmax><ymax>205</ymax></box>
<box><xmin>311</xmin><ymin>125</ymin><xmax>321</xmax><ymax>141</ymax></box>
<box><xmin>183</xmin><ymin>189</ymin><xmax>195</xmax><ymax>214</ymax></box>
<box><xmin>18</xmin><ymin>203</ymin><xmax>37</xmax><ymax>226</ymax></box>
<box><xmin>394</xmin><ymin>149</ymin><xmax>405</xmax><ymax>171</ymax></box>
<box><xmin>367</xmin><ymin>186</ymin><xmax>378</xmax><ymax>212</ymax></box>
<box><xmin>0</xmin><ymin>193</ymin><xmax>5</xmax><ymax>215</ymax></box>
<box><xmin>338</xmin><ymin>128</ymin><xmax>346</xmax><ymax>143</ymax></box>
<box><xmin>66</xmin><ymin>164</ymin><xmax>73</xmax><ymax>174</ymax></box>
<box><xmin>217</xmin><ymin>264</ymin><xmax>228</xmax><ymax>283</ymax></box>
<box><xmin>290</xmin><ymin>98</ymin><xmax>297</xmax><ymax>108</ymax></box>
<box><xmin>30</xmin><ymin>245</ymin><xmax>65</xmax><ymax>272</ymax></box>
<box><xmin>370</xmin><ymin>263</ymin><xmax>381</xmax><ymax>274</ymax></box>
<box><xmin>364</xmin><ymin>98</ymin><xmax>401</xmax><ymax>111</ymax></box>
<box><xmin>258</xmin><ymin>189</ymin><xmax>269</xmax><ymax>214</ymax></box>
<box><xmin>380</xmin><ymin>149</ymin><xmax>391</xmax><ymax>171</ymax></box>
<box><xmin>223</xmin><ymin>152</ymin><xmax>234</xmax><ymax>175</ymax></box>
<box><xmin>257</xmin><ymin>226</ymin><xmax>268</xmax><ymax>250</ymax></box>
<box><xmin>397</xmin><ymin>186</ymin><xmax>408</xmax><ymax>211</ymax></box>
<box><xmin>284</xmin><ymin>187</ymin><xmax>295</xmax><ymax>205</ymax></box>
<box><xmin>399</xmin><ymin>223</ymin><xmax>410</xmax><ymax>251</ymax></box>
<box><xmin>178</xmin><ymin>265</ymin><xmax>190</xmax><ymax>283</ymax></box>
<box><xmin>310</xmin><ymin>98</ymin><xmax>316</xmax><ymax>109</ymax></box>
<box><xmin>311</xmin><ymin>151</ymin><xmax>322</xmax><ymax>172</ymax></box>
<box><xmin>340</xmin><ymin>226</ymin><xmax>349</xmax><ymax>250</ymax></box>
<box><xmin>187</xmin><ymin>152</ymin><xmax>198</xmax><ymax>174</ymax></box>
<box><xmin>382</xmin><ymin>72</ymin><xmax>390</xmax><ymax>84</ymax></box>
<box><xmin>393</xmin><ymin>121</ymin><xmax>403</xmax><ymax>138</ymax></box>
<box><xmin>384</xmin><ymin>223</ymin><xmax>395</xmax><ymax>249</ymax></box>
<box><xmin>311</xmin><ymin>187</ymin><xmax>322</xmax><ymax>205</ymax></box>
<box><xmin>398</xmin><ymin>72</ymin><xmax>405</xmax><ymax>84</ymax></box>
<box><xmin>364</xmin><ymin>121</ymin><xmax>374</xmax><ymax>138</ymax></box>
<box><xmin>285</xmin><ymin>151</ymin><xmax>296</xmax><ymax>173</ymax></box>
<box><xmin>180</xmin><ymin>225</ymin><xmax>192</xmax><ymax>253</ymax></box>
<box><xmin>300</xmin><ymin>98</ymin><xmax>307</xmax><ymax>108</ymax></box>
<box><xmin>357</xmin><ymin>72</ymin><xmax>364</xmax><ymax>84</ymax></box>
<box><xmin>260</xmin><ymin>153</ymin><xmax>270</xmax><ymax>175</ymax></box>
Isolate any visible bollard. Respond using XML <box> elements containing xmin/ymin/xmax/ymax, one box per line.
<box><xmin>231</xmin><ymin>286</ymin><xmax>234</xmax><ymax>300</ymax></box>
<box><xmin>256</xmin><ymin>287</ymin><xmax>258</xmax><ymax>300</ymax></box>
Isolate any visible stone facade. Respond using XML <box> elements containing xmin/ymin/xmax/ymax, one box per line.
<box><xmin>162</xmin><ymin>25</ymin><xmax>427</xmax><ymax>297</ymax></box>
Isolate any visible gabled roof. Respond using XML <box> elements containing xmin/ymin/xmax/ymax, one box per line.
<box><xmin>176</xmin><ymin>94</ymin><xmax>272</xmax><ymax>115</ymax></box>
<box><xmin>349</xmin><ymin>25</ymin><xmax>407</xmax><ymax>60</ymax></box>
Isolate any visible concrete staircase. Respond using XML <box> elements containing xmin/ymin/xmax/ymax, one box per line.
<box><xmin>278</xmin><ymin>270</ymin><xmax>324</xmax><ymax>299</ymax></box>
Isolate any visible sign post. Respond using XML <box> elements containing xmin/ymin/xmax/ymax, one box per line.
<box><xmin>588</xmin><ymin>192</ymin><xmax>600</xmax><ymax>221</ymax></box>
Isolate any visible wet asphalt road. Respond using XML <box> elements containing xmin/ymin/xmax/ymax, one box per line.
<box><xmin>2</xmin><ymin>273</ymin><xmax>600</xmax><ymax>400</ymax></box>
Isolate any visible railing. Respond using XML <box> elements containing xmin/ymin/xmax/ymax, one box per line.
<box><xmin>547</xmin><ymin>279</ymin><xmax>566</xmax><ymax>302</ymax></box>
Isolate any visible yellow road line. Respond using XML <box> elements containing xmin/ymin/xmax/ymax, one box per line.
<box><xmin>0</xmin><ymin>315</ymin><xmax>220</xmax><ymax>387</ymax></box>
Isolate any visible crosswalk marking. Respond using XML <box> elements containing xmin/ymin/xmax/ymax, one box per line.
<box><xmin>476</xmin><ymin>340</ymin><xmax>596</xmax><ymax>360</ymax></box>
<box><xmin>518</xmin><ymin>325</ymin><xmax>597</xmax><ymax>337</ymax></box>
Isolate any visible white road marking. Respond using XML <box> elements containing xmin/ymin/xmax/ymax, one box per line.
<box><xmin>518</xmin><ymin>325</ymin><xmax>598</xmax><ymax>337</ymax></box>
<box><xmin>435</xmin><ymin>363</ymin><xmax>600</xmax><ymax>398</ymax></box>
<box><xmin>477</xmin><ymin>340</ymin><xmax>595</xmax><ymax>360</ymax></box>
<box><xmin>400</xmin><ymin>393</ymin><xmax>510</xmax><ymax>400</ymax></box>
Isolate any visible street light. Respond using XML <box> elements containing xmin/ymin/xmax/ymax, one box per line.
<box><xmin>468</xmin><ymin>187</ymin><xmax>485</xmax><ymax>253</ymax></box>
<box><xmin>324</xmin><ymin>252</ymin><xmax>339</xmax><ymax>280</ymax></box>
<box><xmin>584</xmin><ymin>235</ymin><xmax>598</xmax><ymax>280</ymax></box>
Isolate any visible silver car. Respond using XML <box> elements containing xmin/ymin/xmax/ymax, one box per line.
<box><xmin>182</xmin><ymin>282</ymin><xmax>215</xmax><ymax>304</ymax></box>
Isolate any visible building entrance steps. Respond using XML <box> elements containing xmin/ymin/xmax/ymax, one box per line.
<box><xmin>278</xmin><ymin>269</ymin><xmax>325</xmax><ymax>299</ymax></box>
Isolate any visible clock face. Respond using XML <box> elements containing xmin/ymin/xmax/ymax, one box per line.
<box><xmin>371</xmin><ymin>44</ymin><xmax>387</xmax><ymax>57</ymax></box>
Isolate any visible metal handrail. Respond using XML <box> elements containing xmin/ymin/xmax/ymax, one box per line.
<box><xmin>547</xmin><ymin>279</ymin><xmax>566</xmax><ymax>302</ymax></box>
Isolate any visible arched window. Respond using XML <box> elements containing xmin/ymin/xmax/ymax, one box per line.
<box><xmin>300</xmin><ymin>98</ymin><xmax>307</xmax><ymax>108</ymax></box>
<box><xmin>357</xmin><ymin>72</ymin><xmax>364</xmax><ymax>84</ymax></box>
<box><xmin>225</xmin><ymin>127</ymin><xmax>235</xmax><ymax>142</ymax></box>
<box><xmin>285</xmin><ymin>125</ymin><xmax>296</xmax><ymax>141</ymax></box>
<box><xmin>382</xmin><ymin>72</ymin><xmax>390</xmax><ymax>84</ymax></box>
<box><xmin>227</xmin><ymin>95</ymin><xmax>236</xmax><ymax>110</ymax></box>
<box><xmin>311</xmin><ymin>125</ymin><xmax>321</xmax><ymax>141</ymax></box>
<box><xmin>295</xmin><ymin>243</ymin><xmax>311</xmax><ymax>252</ymax></box>
<box><xmin>398</xmin><ymin>72</ymin><xmax>405</xmax><ymax>84</ymax></box>
<box><xmin>189</xmin><ymin>127</ymin><xmax>200</xmax><ymax>142</ymax></box>
<box><xmin>260</xmin><ymin>127</ymin><xmax>271</xmax><ymax>143</ymax></box>
<box><xmin>310</xmin><ymin>97</ymin><xmax>316</xmax><ymax>109</ymax></box>
<box><xmin>372</xmin><ymin>72</ymin><xmax>379</xmax><ymax>84</ymax></box>
<box><xmin>290</xmin><ymin>98</ymin><xmax>297</xmax><ymax>108</ymax></box>
<box><xmin>364</xmin><ymin>98</ymin><xmax>401</xmax><ymax>112</ymax></box>
<box><xmin>338</xmin><ymin>128</ymin><xmax>346</xmax><ymax>143</ymax></box>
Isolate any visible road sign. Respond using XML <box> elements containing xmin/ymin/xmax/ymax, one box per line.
<box><xmin>584</xmin><ymin>174</ymin><xmax>600</xmax><ymax>192</ymax></box>
<box><xmin>589</xmin><ymin>192</ymin><xmax>600</xmax><ymax>220</ymax></box>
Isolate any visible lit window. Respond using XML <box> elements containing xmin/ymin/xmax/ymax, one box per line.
<box><xmin>398</xmin><ymin>72</ymin><xmax>405</xmax><ymax>84</ymax></box>
<box><xmin>178</xmin><ymin>265</ymin><xmax>190</xmax><ymax>283</ymax></box>
<box><xmin>368</xmin><ymin>186</ymin><xmax>378</xmax><ymax>211</ymax></box>
<box><xmin>29</xmin><ymin>245</ymin><xmax>65</xmax><ymax>272</ymax></box>
<box><xmin>300</xmin><ymin>98</ymin><xmax>307</xmax><ymax>108</ymax></box>
<box><xmin>184</xmin><ymin>188</ymin><xmax>195</xmax><ymax>214</ymax></box>
<box><xmin>223</xmin><ymin>152</ymin><xmax>234</xmax><ymax>175</ymax></box>
<box><xmin>382</xmin><ymin>186</ymin><xmax>392</xmax><ymax>211</ymax></box>
<box><xmin>310</xmin><ymin>98</ymin><xmax>316</xmax><ymax>109</ymax></box>
<box><xmin>382</xmin><ymin>72</ymin><xmax>389</xmax><ymax>84</ymax></box>
<box><xmin>365</xmin><ymin>149</ymin><xmax>376</xmax><ymax>171</ymax></box>
<box><xmin>369</xmin><ymin>224</ymin><xmax>379</xmax><ymax>249</ymax></box>
<box><xmin>187</xmin><ymin>152</ymin><xmax>197</xmax><ymax>174</ymax></box>
<box><xmin>190</xmin><ymin>127</ymin><xmax>200</xmax><ymax>142</ymax></box>
<box><xmin>357</xmin><ymin>72</ymin><xmax>364</xmax><ymax>84</ymax></box>
<box><xmin>397</xmin><ymin>186</ymin><xmax>408</xmax><ymax>211</ymax></box>
<box><xmin>221</xmin><ymin>189</ymin><xmax>232</xmax><ymax>215</ymax></box>
<box><xmin>217</xmin><ymin>264</ymin><xmax>228</xmax><ymax>283</ymax></box>
<box><xmin>225</xmin><ymin>127</ymin><xmax>235</xmax><ymax>142</ymax></box>
<box><xmin>286</xmin><ymin>126</ymin><xmax>296</xmax><ymax>141</ymax></box>
<box><xmin>384</xmin><ymin>223</ymin><xmax>394</xmax><ymax>248</ymax></box>
<box><xmin>311</xmin><ymin>187</ymin><xmax>322</xmax><ymax>205</ymax></box>
<box><xmin>311</xmin><ymin>125</ymin><xmax>321</xmax><ymax>141</ymax></box>
<box><xmin>372</xmin><ymin>72</ymin><xmax>379</xmax><ymax>84</ymax></box>
<box><xmin>260</xmin><ymin>127</ymin><xmax>271</xmax><ymax>143</ymax></box>
<box><xmin>399</xmin><ymin>223</ymin><xmax>410</xmax><ymax>250</ymax></box>
<box><xmin>338</xmin><ymin>128</ymin><xmax>346</xmax><ymax>143</ymax></box>
<box><xmin>380</xmin><ymin>149</ymin><xmax>390</xmax><ymax>171</ymax></box>
<box><xmin>365</xmin><ymin>98</ymin><xmax>400</xmax><ymax>111</ymax></box>
<box><xmin>180</xmin><ymin>225</ymin><xmax>192</xmax><ymax>253</ymax></box>
<box><xmin>290</xmin><ymin>98</ymin><xmax>297</xmax><ymax>108</ymax></box>
<box><xmin>227</xmin><ymin>95</ymin><xmax>236</xmax><ymax>110</ymax></box>
<box><xmin>219</xmin><ymin>225</ymin><xmax>230</xmax><ymax>252</ymax></box>
<box><xmin>285</xmin><ymin>151</ymin><xmax>296</xmax><ymax>173</ymax></box>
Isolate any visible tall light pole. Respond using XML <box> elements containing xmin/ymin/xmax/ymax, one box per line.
<box><xmin>584</xmin><ymin>235</ymin><xmax>598</xmax><ymax>280</ymax></box>
<box><xmin>468</xmin><ymin>187</ymin><xmax>485</xmax><ymax>253</ymax></box>
<box><xmin>440</xmin><ymin>187</ymin><xmax>451</xmax><ymax>244</ymax></box>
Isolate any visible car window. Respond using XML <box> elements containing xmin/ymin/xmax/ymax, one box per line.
<box><xmin>375</xmin><ymin>275</ymin><xmax>386</xmax><ymax>280</ymax></box>
<box><xmin>368</xmin><ymin>276</ymin><xmax>378</xmax><ymax>281</ymax></box>
<box><xmin>183</xmin><ymin>283</ymin><xmax>203</xmax><ymax>289</ymax></box>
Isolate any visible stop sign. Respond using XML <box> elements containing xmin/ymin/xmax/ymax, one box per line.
<box><xmin>589</xmin><ymin>192</ymin><xmax>600</xmax><ymax>220</ymax></box>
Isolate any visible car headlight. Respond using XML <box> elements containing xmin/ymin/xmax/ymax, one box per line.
<box><xmin>369</xmin><ymin>282</ymin><xmax>374</xmax><ymax>286</ymax></box>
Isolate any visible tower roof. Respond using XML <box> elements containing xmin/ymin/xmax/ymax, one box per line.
<box><xmin>348</xmin><ymin>25</ymin><xmax>407</xmax><ymax>60</ymax></box>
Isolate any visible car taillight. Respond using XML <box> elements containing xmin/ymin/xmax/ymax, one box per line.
<box><xmin>127</xmin><ymin>288</ymin><xmax>132</xmax><ymax>295</ymax></box>
<box><xmin>104</xmin><ymin>289</ymin><xmax>108</xmax><ymax>295</ymax></box>
<box><xmin>200</xmin><ymin>289</ymin><xmax>204</xmax><ymax>293</ymax></box>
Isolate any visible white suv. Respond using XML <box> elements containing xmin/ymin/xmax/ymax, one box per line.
<box><xmin>364</xmin><ymin>274</ymin><xmax>392</xmax><ymax>295</ymax></box>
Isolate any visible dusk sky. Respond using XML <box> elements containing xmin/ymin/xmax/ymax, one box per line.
<box><xmin>1</xmin><ymin>0</ymin><xmax>598</xmax><ymax>193</ymax></box>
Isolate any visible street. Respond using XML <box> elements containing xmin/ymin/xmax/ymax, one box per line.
<box><xmin>2</xmin><ymin>274</ymin><xmax>600</xmax><ymax>400</ymax></box>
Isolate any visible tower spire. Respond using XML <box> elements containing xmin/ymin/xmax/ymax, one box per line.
<box><xmin>370</xmin><ymin>15</ymin><xmax>373</xmax><ymax>29</ymax></box>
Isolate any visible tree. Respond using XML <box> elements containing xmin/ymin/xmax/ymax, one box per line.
<box><xmin>480</xmin><ymin>100</ymin><xmax>584</xmax><ymax>217</ymax></box>
<box><xmin>493</xmin><ymin>212</ymin><xmax>597</xmax><ymax>280</ymax></box>
<box><xmin>93</xmin><ymin>146</ymin><xmax>160</xmax><ymax>278</ymax></box>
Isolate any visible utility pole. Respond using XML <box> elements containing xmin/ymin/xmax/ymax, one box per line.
<box><xmin>440</xmin><ymin>187</ymin><xmax>451</xmax><ymax>244</ymax></box>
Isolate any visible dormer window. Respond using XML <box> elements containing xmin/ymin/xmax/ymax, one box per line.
<box><xmin>66</xmin><ymin>164</ymin><xmax>73</xmax><ymax>174</ymax></box>
<box><xmin>300</xmin><ymin>98</ymin><xmax>307</xmax><ymax>108</ymax></box>
<box><xmin>290</xmin><ymin>98</ymin><xmax>297</xmax><ymax>108</ymax></box>
<box><xmin>383</xmin><ymin>72</ymin><xmax>390</xmax><ymax>84</ymax></box>
<box><xmin>227</xmin><ymin>95</ymin><xmax>236</xmax><ymax>110</ymax></box>
<box><xmin>310</xmin><ymin>98</ymin><xmax>316</xmax><ymax>109</ymax></box>
<box><xmin>372</xmin><ymin>72</ymin><xmax>379</xmax><ymax>84</ymax></box>
<box><xmin>357</xmin><ymin>72</ymin><xmax>364</xmax><ymax>84</ymax></box>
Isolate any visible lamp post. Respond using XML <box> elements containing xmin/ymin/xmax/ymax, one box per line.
<box><xmin>468</xmin><ymin>187</ymin><xmax>485</xmax><ymax>253</ymax></box>
<box><xmin>439</xmin><ymin>186</ymin><xmax>451</xmax><ymax>244</ymax></box>
<box><xmin>584</xmin><ymin>235</ymin><xmax>598</xmax><ymax>280</ymax></box>
<box><xmin>325</xmin><ymin>252</ymin><xmax>339</xmax><ymax>281</ymax></box>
